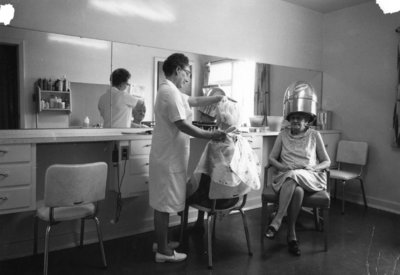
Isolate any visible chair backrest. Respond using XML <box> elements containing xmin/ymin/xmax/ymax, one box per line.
<box><xmin>44</xmin><ymin>162</ymin><xmax>108</xmax><ymax>207</ymax></box>
<box><xmin>336</xmin><ymin>140</ymin><xmax>368</xmax><ymax>166</ymax></box>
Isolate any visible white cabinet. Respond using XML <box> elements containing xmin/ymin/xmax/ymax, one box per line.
<box><xmin>0</xmin><ymin>144</ymin><xmax>36</xmax><ymax>214</ymax></box>
<box><xmin>110</xmin><ymin>137</ymin><xmax>152</xmax><ymax>198</ymax></box>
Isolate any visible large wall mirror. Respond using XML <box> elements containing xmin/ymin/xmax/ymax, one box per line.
<box><xmin>0</xmin><ymin>26</ymin><xmax>322</xmax><ymax>130</ymax></box>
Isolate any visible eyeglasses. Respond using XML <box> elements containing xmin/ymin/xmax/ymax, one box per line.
<box><xmin>181</xmin><ymin>67</ymin><xmax>191</xmax><ymax>77</ymax></box>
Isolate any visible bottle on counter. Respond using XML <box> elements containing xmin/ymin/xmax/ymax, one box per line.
<box><xmin>83</xmin><ymin>116</ymin><xmax>90</xmax><ymax>128</ymax></box>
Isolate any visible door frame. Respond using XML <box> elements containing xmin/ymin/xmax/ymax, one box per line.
<box><xmin>0</xmin><ymin>38</ymin><xmax>25</xmax><ymax>128</ymax></box>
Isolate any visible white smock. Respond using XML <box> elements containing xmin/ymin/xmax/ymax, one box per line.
<box><xmin>149</xmin><ymin>80</ymin><xmax>192</xmax><ymax>213</ymax></box>
<box><xmin>98</xmin><ymin>87</ymin><xmax>139</xmax><ymax>128</ymax></box>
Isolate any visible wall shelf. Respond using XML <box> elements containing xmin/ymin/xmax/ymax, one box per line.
<box><xmin>36</xmin><ymin>87</ymin><xmax>71</xmax><ymax>113</ymax></box>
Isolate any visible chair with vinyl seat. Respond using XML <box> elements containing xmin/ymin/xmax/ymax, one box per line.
<box><xmin>330</xmin><ymin>140</ymin><xmax>368</xmax><ymax>214</ymax></box>
<box><xmin>261</xmin><ymin>165</ymin><xmax>330</xmax><ymax>252</ymax></box>
<box><xmin>33</xmin><ymin>162</ymin><xmax>108</xmax><ymax>275</ymax></box>
<box><xmin>180</xmin><ymin>175</ymin><xmax>253</xmax><ymax>270</ymax></box>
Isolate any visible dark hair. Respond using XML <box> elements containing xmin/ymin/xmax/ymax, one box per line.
<box><xmin>110</xmin><ymin>68</ymin><xmax>131</xmax><ymax>87</ymax></box>
<box><xmin>287</xmin><ymin>112</ymin><xmax>314</xmax><ymax>123</ymax></box>
<box><xmin>162</xmin><ymin>53</ymin><xmax>189</xmax><ymax>77</ymax></box>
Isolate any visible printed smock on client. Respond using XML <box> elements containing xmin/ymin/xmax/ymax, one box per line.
<box><xmin>187</xmin><ymin>97</ymin><xmax>261</xmax><ymax>208</ymax></box>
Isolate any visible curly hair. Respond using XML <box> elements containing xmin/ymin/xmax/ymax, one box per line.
<box><xmin>162</xmin><ymin>53</ymin><xmax>189</xmax><ymax>77</ymax></box>
<box><xmin>216</xmin><ymin>99</ymin><xmax>241</xmax><ymax>127</ymax></box>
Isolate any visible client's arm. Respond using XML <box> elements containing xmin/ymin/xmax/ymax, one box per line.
<box><xmin>268</xmin><ymin>134</ymin><xmax>296</xmax><ymax>171</ymax></box>
<box><xmin>305</xmin><ymin>132</ymin><xmax>331</xmax><ymax>171</ymax></box>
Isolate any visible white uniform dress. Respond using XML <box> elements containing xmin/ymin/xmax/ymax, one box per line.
<box><xmin>98</xmin><ymin>87</ymin><xmax>139</xmax><ymax>128</ymax></box>
<box><xmin>149</xmin><ymin>80</ymin><xmax>192</xmax><ymax>213</ymax></box>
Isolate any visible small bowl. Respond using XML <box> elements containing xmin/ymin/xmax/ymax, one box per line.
<box><xmin>249</xmin><ymin>116</ymin><xmax>265</xmax><ymax>127</ymax></box>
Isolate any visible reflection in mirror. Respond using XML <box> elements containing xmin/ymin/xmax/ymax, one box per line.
<box><xmin>1</xmin><ymin>25</ymin><xmax>321</xmax><ymax>130</ymax></box>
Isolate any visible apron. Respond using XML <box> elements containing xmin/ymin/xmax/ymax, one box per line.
<box><xmin>149</xmin><ymin>80</ymin><xmax>192</xmax><ymax>213</ymax></box>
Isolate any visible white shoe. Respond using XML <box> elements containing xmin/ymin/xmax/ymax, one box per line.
<box><xmin>155</xmin><ymin>250</ymin><xmax>187</xmax><ymax>263</ymax></box>
<box><xmin>152</xmin><ymin>241</ymin><xmax>180</xmax><ymax>252</ymax></box>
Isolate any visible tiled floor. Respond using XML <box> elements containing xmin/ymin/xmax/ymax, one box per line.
<box><xmin>1</xmin><ymin>200</ymin><xmax>400</xmax><ymax>275</ymax></box>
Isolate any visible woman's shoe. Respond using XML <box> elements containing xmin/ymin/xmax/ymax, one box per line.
<box><xmin>155</xmin><ymin>250</ymin><xmax>187</xmax><ymax>263</ymax></box>
<box><xmin>287</xmin><ymin>239</ymin><xmax>301</xmax><ymax>256</ymax></box>
<box><xmin>264</xmin><ymin>225</ymin><xmax>278</xmax><ymax>239</ymax></box>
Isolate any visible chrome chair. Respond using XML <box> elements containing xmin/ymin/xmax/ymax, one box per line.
<box><xmin>33</xmin><ymin>162</ymin><xmax>108</xmax><ymax>275</ymax></box>
<box><xmin>261</xmin><ymin>166</ymin><xmax>330</xmax><ymax>251</ymax></box>
<box><xmin>330</xmin><ymin>140</ymin><xmax>368</xmax><ymax>214</ymax></box>
<box><xmin>180</xmin><ymin>177</ymin><xmax>253</xmax><ymax>269</ymax></box>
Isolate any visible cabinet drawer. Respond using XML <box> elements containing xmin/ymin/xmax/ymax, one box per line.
<box><xmin>243</xmin><ymin>135</ymin><xmax>262</xmax><ymax>150</ymax></box>
<box><xmin>0</xmin><ymin>145</ymin><xmax>31</xmax><ymax>163</ymax></box>
<box><xmin>0</xmin><ymin>163</ymin><xmax>31</xmax><ymax>187</ymax></box>
<box><xmin>121</xmin><ymin>175</ymin><xmax>148</xmax><ymax>198</ymax></box>
<box><xmin>129</xmin><ymin>140</ymin><xmax>151</xmax><ymax>155</ymax></box>
<box><xmin>129</xmin><ymin>157</ymin><xmax>150</xmax><ymax>175</ymax></box>
<box><xmin>0</xmin><ymin>186</ymin><xmax>32</xmax><ymax>211</ymax></box>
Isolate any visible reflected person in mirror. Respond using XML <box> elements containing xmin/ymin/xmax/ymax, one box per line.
<box><xmin>131</xmin><ymin>99</ymin><xmax>149</xmax><ymax>128</ymax></box>
<box><xmin>149</xmin><ymin>53</ymin><xmax>226</xmax><ymax>263</ymax></box>
<box><xmin>265</xmin><ymin>111</ymin><xmax>331</xmax><ymax>256</ymax></box>
<box><xmin>98</xmin><ymin>68</ymin><xmax>140</xmax><ymax>128</ymax></box>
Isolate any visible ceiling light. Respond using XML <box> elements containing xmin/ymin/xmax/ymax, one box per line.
<box><xmin>376</xmin><ymin>0</ymin><xmax>400</xmax><ymax>14</ymax></box>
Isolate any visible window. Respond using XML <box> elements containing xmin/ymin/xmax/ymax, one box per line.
<box><xmin>206</xmin><ymin>60</ymin><xmax>255</xmax><ymax>126</ymax></box>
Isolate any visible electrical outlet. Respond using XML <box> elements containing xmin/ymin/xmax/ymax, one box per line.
<box><xmin>121</xmin><ymin>146</ymin><xmax>129</xmax><ymax>160</ymax></box>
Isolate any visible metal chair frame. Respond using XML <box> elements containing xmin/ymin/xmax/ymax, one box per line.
<box><xmin>260</xmin><ymin>166</ymin><xmax>330</xmax><ymax>252</ymax></box>
<box><xmin>180</xmin><ymin>194</ymin><xmax>252</xmax><ymax>269</ymax></box>
<box><xmin>33</xmin><ymin>162</ymin><xmax>108</xmax><ymax>275</ymax></box>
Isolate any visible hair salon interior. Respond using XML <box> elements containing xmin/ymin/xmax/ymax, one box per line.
<box><xmin>1</xmin><ymin>0</ymin><xmax>400</xmax><ymax>274</ymax></box>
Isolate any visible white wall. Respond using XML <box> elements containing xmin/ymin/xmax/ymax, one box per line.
<box><xmin>7</xmin><ymin>0</ymin><xmax>323</xmax><ymax>70</ymax></box>
<box><xmin>323</xmin><ymin>2</ymin><xmax>400</xmax><ymax>213</ymax></box>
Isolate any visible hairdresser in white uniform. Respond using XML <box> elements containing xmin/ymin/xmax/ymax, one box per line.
<box><xmin>149</xmin><ymin>53</ymin><xmax>226</xmax><ymax>263</ymax></box>
<box><xmin>98</xmin><ymin>68</ymin><xmax>139</xmax><ymax>128</ymax></box>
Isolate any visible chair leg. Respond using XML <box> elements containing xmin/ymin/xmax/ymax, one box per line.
<box><xmin>179</xmin><ymin>205</ymin><xmax>189</xmax><ymax>244</ymax></box>
<box><xmin>33</xmin><ymin>216</ymin><xmax>39</xmax><ymax>254</ymax></box>
<box><xmin>80</xmin><ymin>218</ymin><xmax>85</xmax><ymax>247</ymax></box>
<box><xmin>334</xmin><ymin>179</ymin><xmax>337</xmax><ymax>199</ymax></box>
<box><xmin>93</xmin><ymin>216</ymin><xmax>107</xmax><ymax>268</ymax></box>
<box><xmin>240</xmin><ymin>209</ymin><xmax>253</xmax><ymax>256</ymax></box>
<box><xmin>313</xmin><ymin>208</ymin><xmax>320</xmax><ymax>231</ymax></box>
<box><xmin>341</xmin><ymin>180</ymin><xmax>346</xmax><ymax>215</ymax></box>
<box><xmin>43</xmin><ymin>224</ymin><xmax>52</xmax><ymax>275</ymax></box>
<box><xmin>260</xmin><ymin>201</ymin><xmax>267</xmax><ymax>249</ymax></box>
<box><xmin>206</xmin><ymin>213</ymin><xmax>214</xmax><ymax>270</ymax></box>
<box><xmin>359</xmin><ymin>178</ymin><xmax>368</xmax><ymax>209</ymax></box>
<box><xmin>322</xmin><ymin>208</ymin><xmax>329</xmax><ymax>251</ymax></box>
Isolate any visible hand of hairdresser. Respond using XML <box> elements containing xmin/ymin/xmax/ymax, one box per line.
<box><xmin>210</xmin><ymin>130</ymin><xmax>226</xmax><ymax>141</ymax></box>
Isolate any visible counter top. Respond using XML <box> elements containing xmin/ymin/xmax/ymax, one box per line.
<box><xmin>0</xmin><ymin>128</ymin><xmax>153</xmax><ymax>144</ymax></box>
<box><xmin>0</xmin><ymin>128</ymin><xmax>340</xmax><ymax>145</ymax></box>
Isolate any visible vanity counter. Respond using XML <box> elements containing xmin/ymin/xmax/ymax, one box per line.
<box><xmin>0</xmin><ymin>128</ymin><xmax>152</xmax><ymax>145</ymax></box>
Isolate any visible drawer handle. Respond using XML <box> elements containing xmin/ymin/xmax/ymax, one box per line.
<box><xmin>247</xmin><ymin>140</ymin><xmax>253</xmax><ymax>143</ymax></box>
<box><xmin>144</xmin><ymin>144</ymin><xmax>151</xmax><ymax>147</ymax></box>
<box><xmin>0</xmin><ymin>172</ymin><xmax>9</xmax><ymax>177</ymax></box>
<box><xmin>0</xmin><ymin>149</ymin><xmax>8</xmax><ymax>155</ymax></box>
<box><xmin>0</xmin><ymin>196</ymin><xmax>8</xmax><ymax>201</ymax></box>
<box><xmin>145</xmin><ymin>163</ymin><xmax>149</xmax><ymax>166</ymax></box>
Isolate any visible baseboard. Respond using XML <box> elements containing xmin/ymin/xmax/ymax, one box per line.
<box><xmin>336</xmin><ymin>192</ymin><xmax>400</xmax><ymax>215</ymax></box>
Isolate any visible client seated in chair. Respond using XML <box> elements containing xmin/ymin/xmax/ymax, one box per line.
<box><xmin>186</xmin><ymin>98</ymin><xmax>261</xmax><ymax>231</ymax></box>
<box><xmin>264</xmin><ymin>111</ymin><xmax>331</xmax><ymax>256</ymax></box>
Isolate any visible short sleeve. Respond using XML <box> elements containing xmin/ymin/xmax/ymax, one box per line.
<box><xmin>166</xmin><ymin>89</ymin><xmax>187</xmax><ymax>123</ymax></box>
